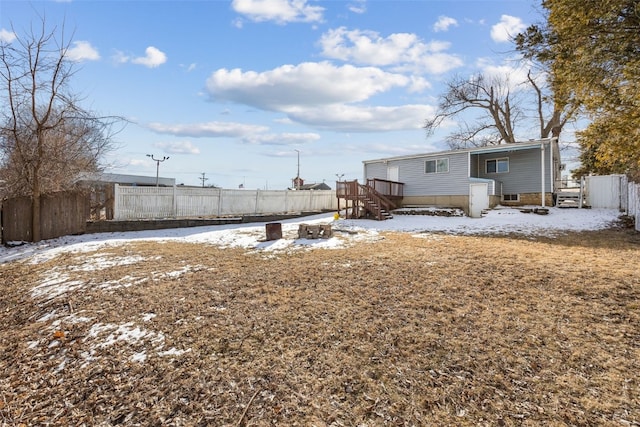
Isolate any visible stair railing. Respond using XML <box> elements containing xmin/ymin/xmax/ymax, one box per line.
<box><xmin>359</xmin><ymin>182</ymin><xmax>396</xmax><ymax>220</ymax></box>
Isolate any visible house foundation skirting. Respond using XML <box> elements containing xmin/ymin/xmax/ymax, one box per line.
<box><xmin>500</xmin><ymin>193</ymin><xmax>554</xmax><ymax>207</ymax></box>
<box><xmin>400</xmin><ymin>193</ymin><xmax>552</xmax><ymax>214</ymax></box>
<box><xmin>401</xmin><ymin>195</ymin><xmax>471</xmax><ymax>213</ymax></box>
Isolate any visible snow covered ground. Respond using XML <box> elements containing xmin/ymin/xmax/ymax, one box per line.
<box><xmin>0</xmin><ymin>205</ymin><xmax>628</xmax><ymax>382</ymax></box>
<box><xmin>0</xmin><ymin>206</ymin><xmax>623</xmax><ymax>265</ymax></box>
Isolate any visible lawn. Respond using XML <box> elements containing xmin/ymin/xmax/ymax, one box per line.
<box><xmin>1</xmin><ymin>214</ymin><xmax>639</xmax><ymax>426</ymax></box>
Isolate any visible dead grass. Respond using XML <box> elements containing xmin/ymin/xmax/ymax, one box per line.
<box><xmin>1</xmin><ymin>227</ymin><xmax>639</xmax><ymax>426</ymax></box>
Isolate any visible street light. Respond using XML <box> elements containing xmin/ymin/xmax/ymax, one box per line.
<box><xmin>146</xmin><ymin>154</ymin><xmax>169</xmax><ymax>187</ymax></box>
<box><xmin>335</xmin><ymin>173</ymin><xmax>345</xmax><ymax>182</ymax></box>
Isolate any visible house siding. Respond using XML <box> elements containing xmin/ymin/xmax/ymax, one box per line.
<box><xmin>365</xmin><ymin>152</ymin><xmax>471</xmax><ymax>196</ymax></box>
<box><xmin>474</xmin><ymin>147</ymin><xmax>552</xmax><ymax>194</ymax></box>
<box><xmin>362</xmin><ymin>140</ymin><xmax>557</xmax><ymax>210</ymax></box>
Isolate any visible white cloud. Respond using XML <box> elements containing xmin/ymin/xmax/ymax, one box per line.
<box><xmin>206</xmin><ymin>61</ymin><xmax>409</xmax><ymax>110</ymax></box>
<box><xmin>407</xmin><ymin>75</ymin><xmax>431</xmax><ymax>93</ymax></box>
<box><xmin>491</xmin><ymin>15</ymin><xmax>526</xmax><ymax>43</ymax></box>
<box><xmin>476</xmin><ymin>57</ymin><xmax>531</xmax><ymax>92</ymax></box>
<box><xmin>147</xmin><ymin>121</ymin><xmax>269</xmax><ymax>137</ymax></box>
<box><xmin>132</xmin><ymin>46</ymin><xmax>167</xmax><ymax>68</ymax></box>
<box><xmin>112</xmin><ymin>50</ymin><xmax>130</xmax><ymax>65</ymax></box>
<box><xmin>154</xmin><ymin>141</ymin><xmax>201</xmax><ymax>155</ymax></box>
<box><xmin>231</xmin><ymin>0</ymin><xmax>324</xmax><ymax>24</ymax></box>
<box><xmin>0</xmin><ymin>28</ymin><xmax>16</xmax><ymax>43</ymax></box>
<box><xmin>433</xmin><ymin>16</ymin><xmax>458</xmax><ymax>33</ymax></box>
<box><xmin>287</xmin><ymin>104</ymin><xmax>437</xmax><ymax>132</ymax></box>
<box><xmin>242</xmin><ymin>132</ymin><xmax>320</xmax><ymax>145</ymax></box>
<box><xmin>180</xmin><ymin>63</ymin><xmax>197</xmax><ymax>72</ymax></box>
<box><xmin>319</xmin><ymin>27</ymin><xmax>463</xmax><ymax>74</ymax></box>
<box><xmin>66</xmin><ymin>41</ymin><xmax>100</xmax><ymax>62</ymax></box>
<box><xmin>348</xmin><ymin>0</ymin><xmax>367</xmax><ymax>14</ymax></box>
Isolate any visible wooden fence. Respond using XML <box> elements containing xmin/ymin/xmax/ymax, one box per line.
<box><xmin>1</xmin><ymin>192</ymin><xmax>88</xmax><ymax>242</ymax></box>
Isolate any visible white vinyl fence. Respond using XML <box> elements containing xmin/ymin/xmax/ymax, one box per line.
<box><xmin>584</xmin><ymin>175</ymin><xmax>639</xmax><ymax>231</ymax></box>
<box><xmin>628</xmin><ymin>181</ymin><xmax>640</xmax><ymax>232</ymax></box>
<box><xmin>113</xmin><ymin>185</ymin><xmax>338</xmax><ymax>220</ymax></box>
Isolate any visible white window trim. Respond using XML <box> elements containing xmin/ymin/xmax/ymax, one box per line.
<box><xmin>501</xmin><ymin>193</ymin><xmax>520</xmax><ymax>202</ymax></box>
<box><xmin>425</xmin><ymin>157</ymin><xmax>449</xmax><ymax>174</ymax></box>
<box><xmin>486</xmin><ymin>157</ymin><xmax>509</xmax><ymax>174</ymax></box>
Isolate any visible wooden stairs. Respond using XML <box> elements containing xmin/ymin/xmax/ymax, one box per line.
<box><xmin>556</xmin><ymin>189</ymin><xmax>584</xmax><ymax>208</ymax></box>
<box><xmin>336</xmin><ymin>179</ymin><xmax>403</xmax><ymax>221</ymax></box>
<box><xmin>361</xmin><ymin>184</ymin><xmax>394</xmax><ymax>220</ymax></box>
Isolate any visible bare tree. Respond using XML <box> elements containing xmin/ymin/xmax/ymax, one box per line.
<box><xmin>425</xmin><ymin>70</ymin><xmax>577</xmax><ymax>150</ymax></box>
<box><xmin>424</xmin><ymin>73</ymin><xmax>523</xmax><ymax>149</ymax></box>
<box><xmin>0</xmin><ymin>19</ymin><xmax>121</xmax><ymax>242</ymax></box>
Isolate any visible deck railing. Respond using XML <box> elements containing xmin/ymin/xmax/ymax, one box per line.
<box><xmin>366</xmin><ymin>178</ymin><xmax>404</xmax><ymax>198</ymax></box>
<box><xmin>336</xmin><ymin>179</ymin><xmax>403</xmax><ymax>220</ymax></box>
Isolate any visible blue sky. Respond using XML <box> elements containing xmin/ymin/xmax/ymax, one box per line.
<box><xmin>1</xmin><ymin>0</ymin><xmax>547</xmax><ymax>189</ymax></box>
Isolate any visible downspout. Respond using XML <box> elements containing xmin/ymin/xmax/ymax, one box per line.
<box><xmin>541</xmin><ymin>141</ymin><xmax>546</xmax><ymax>207</ymax></box>
<box><xmin>549</xmin><ymin>138</ymin><xmax>555</xmax><ymax>195</ymax></box>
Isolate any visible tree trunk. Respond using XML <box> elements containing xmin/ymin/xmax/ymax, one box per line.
<box><xmin>32</xmin><ymin>182</ymin><xmax>41</xmax><ymax>243</ymax></box>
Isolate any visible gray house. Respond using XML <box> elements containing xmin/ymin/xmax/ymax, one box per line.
<box><xmin>361</xmin><ymin>138</ymin><xmax>561</xmax><ymax>217</ymax></box>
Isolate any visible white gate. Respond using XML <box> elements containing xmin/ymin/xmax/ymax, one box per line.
<box><xmin>469</xmin><ymin>183</ymin><xmax>489</xmax><ymax>218</ymax></box>
<box><xmin>585</xmin><ymin>175</ymin><xmax>627</xmax><ymax>209</ymax></box>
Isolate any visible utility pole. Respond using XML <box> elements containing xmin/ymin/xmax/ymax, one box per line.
<box><xmin>199</xmin><ymin>172</ymin><xmax>208</xmax><ymax>187</ymax></box>
<box><xmin>146</xmin><ymin>154</ymin><xmax>169</xmax><ymax>187</ymax></box>
<box><xmin>294</xmin><ymin>149</ymin><xmax>300</xmax><ymax>190</ymax></box>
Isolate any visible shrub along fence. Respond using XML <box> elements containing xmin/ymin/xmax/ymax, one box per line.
<box><xmin>1</xmin><ymin>192</ymin><xmax>88</xmax><ymax>242</ymax></box>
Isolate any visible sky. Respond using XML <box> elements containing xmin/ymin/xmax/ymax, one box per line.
<box><xmin>0</xmin><ymin>0</ymin><xmax>562</xmax><ymax>190</ymax></box>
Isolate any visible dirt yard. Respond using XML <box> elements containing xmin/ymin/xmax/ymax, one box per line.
<box><xmin>1</xmin><ymin>225</ymin><xmax>639</xmax><ymax>426</ymax></box>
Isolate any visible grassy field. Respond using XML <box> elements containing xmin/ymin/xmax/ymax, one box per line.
<box><xmin>1</xmin><ymin>226</ymin><xmax>639</xmax><ymax>426</ymax></box>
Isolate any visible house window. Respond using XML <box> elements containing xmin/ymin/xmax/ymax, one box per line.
<box><xmin>425</xmin><ymin>158</ymin><xmax>449</xmax><ymax>174</ymax></box>
<box><xmin>502</xmin><ymin>194</ymin><xmax>519</xmax><ymax>202</ymax></box>
<box><xmin>486</xmin><ymin>158</ymin><xmax>509</xmax><ymax>173</ymax></box>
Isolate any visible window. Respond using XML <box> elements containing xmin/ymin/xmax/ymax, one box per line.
<box><xmin>425</xmin><ymin>158</ymin><xmax>449</xmax><ymax>174</ymax></box>
<box><xmin>502</xmin><ymin>194</ymin><xmax>519</xmax><ymax>202</ymax></box>
<box><xmin>486</xmin><ymin>158</ymin><xmax>509</xmax><ymax>173</ymax></box>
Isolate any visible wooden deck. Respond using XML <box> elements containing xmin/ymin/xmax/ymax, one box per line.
<box><xmin>336</xmin><ymin>178</ymin><xmax>404</xmax><ymax>220</ymax></box>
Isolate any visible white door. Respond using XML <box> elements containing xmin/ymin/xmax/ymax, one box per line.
<box><xmin>387</xmin><ymin>166</ymin><xmax>399</xmax><ymax>182</ymax></box>
<box><xmin>469</xmin><ymin>183</ymin><xmax>489</xmax><ymax>218</ymax></box>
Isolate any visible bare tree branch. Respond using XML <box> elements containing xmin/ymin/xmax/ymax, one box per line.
<box><xmin>0</xmin><ymin>17</ymin><xmax>125</xmax><ymax>242</ymax></box>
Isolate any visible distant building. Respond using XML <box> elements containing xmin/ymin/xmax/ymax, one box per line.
<box><xmin>299</xmin><ymin>182</ymin><xmax>331</xmax><ymax>190</ymax></box>
<box><xmin>78</xmin><ymin>172</ymin><xmax>176</xmax><ymax>187</ymax></box>
<box><xmin>289</xmin><ymin>180</ymin><xmax>331</xmax><ymax>191</ymax></box>
<box><xmin>292</xmin><ymin>176</ymin><xmax>304</xmax><ymax>190</ymax></box>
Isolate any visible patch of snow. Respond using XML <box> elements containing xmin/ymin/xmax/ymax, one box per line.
<box><xmin>158</xmin><ymin>347</ymin><xmax>191</xmax><ymax>357</ymax></box>
<box><xmin>98</xmin><ymin>275</ymin><xmax>148</xmax><ymax>291</ymax></box>
<box><xmin>96</xmin><ymin>322</ymin><xmax>150</xmax><ymax>347</ymax></box>
<box><xmin>141</xmin><ymin>313</ymin><xmax>157</xmax><ymax>322</ymax></box>
<box><xmin>31</xmin><ymin>270</ymin><xmax>85</xmax><ymax>300</ymax></box>
<box><xmin>37</xmin><ymin>310</ymin><xmax>58</xmax><ymax>322</ymax></box>
<box><xmin>131</xmin><ymin>351</ymin><xmax>147</xmax><ymax>363</ymax></box>
<box><xmin>69</xmin><ymin>254</ymin><xmax>148</xmax><ymax>271</ymax></box>
<box><xmin>1</xmin><ymin>207</ymin><xmax>623</xmax><ymax>267</ymax></box>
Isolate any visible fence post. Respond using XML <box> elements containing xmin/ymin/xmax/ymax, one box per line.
<box><xmin>173</xmin><ymin>185</ymin><xmax>178</xmax><ymax>218</ymax></box>
<box><xmin>255</xmin><ymin>189</ymin><xmax>260</xmax><ymax>214</ymax></box>
<box><xmin>114</xmin><ymin>184</ymin><xmax>120</xmax><ymax>220</ymax></box>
